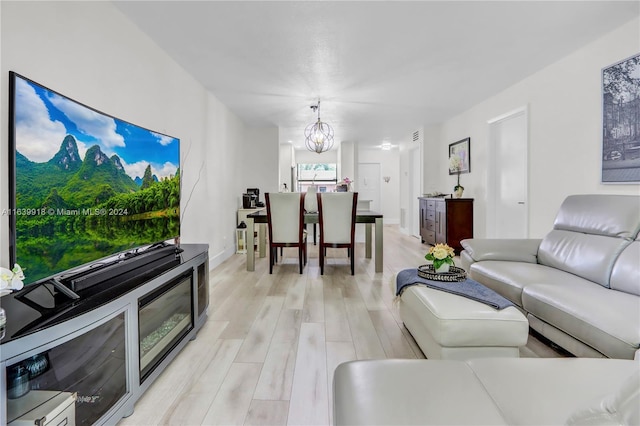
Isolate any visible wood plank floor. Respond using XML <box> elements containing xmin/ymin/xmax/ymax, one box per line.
<box><xmin>119</xmin><ymin>225</ymin><xmax>561</xmax><ymax>426</ymax></box>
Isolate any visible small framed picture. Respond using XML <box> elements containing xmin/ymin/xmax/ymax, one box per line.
<box><xmin>449</xmin><ymin>137</ymin><xmax>470</xmax><ymax>174</ymax></box>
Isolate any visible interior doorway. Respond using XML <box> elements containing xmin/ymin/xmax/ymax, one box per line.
<box><xmin>487</xmin><ymin>107</ymin><xmax>529</xmax><ymax>238</ymax></box>
<box><xmin>357</xmin><ymin>163</ymin><xmax>381</xmax><ymax>212</ymax></box>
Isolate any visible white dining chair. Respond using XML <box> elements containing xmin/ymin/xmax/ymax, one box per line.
<box><xmin>304</xmin><ymin>185</ymin><xmax>318</xmax><ymax>212</ymax></box>
<box><xmin>265</xmin><ymin>192</ymin><xmax>307</xmax><ymax>274</ymax></box>
<box><xmin>318</xmin><ymin>192</ymin><xmax>358</xmax><ymax>275</ymax></box>
<box><xmin>304</xmin><ymin>186</ymin><xmax>319</xmax><ymax>245</ymax></box>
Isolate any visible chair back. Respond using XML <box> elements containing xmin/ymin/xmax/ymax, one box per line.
<box><xmin>318</xmin><ymin>192</ymin><xmax>358</xmax><ymax>244</ymax></box>
<box><xmin>265</xmin><ymin>192</ymin><xmax>304</xmax><ymax>244</ymax></box>
<box><xmin>304</xmin><ymin>186</ymin><xmax>318</xmax><ymax>213</ymax></box>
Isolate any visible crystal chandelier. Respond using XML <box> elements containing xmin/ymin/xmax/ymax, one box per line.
<box><xmin>304</xmin><ymin>100</ymin><xmax>334</xmax><ymax>153</ymax></box>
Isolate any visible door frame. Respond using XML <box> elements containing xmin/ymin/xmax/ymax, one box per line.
<box><xmin>487</xmin><ymin>106</ymin><xmax>529</xmax><ymax>238</ymax></box>
<box><xmin>409</xmin><ymin>143</ymin><xmax>422</xmax><ymax>238</ymax></box>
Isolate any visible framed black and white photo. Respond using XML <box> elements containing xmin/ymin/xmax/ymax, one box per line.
<box><xmin>602</xmin><ymin>53</ymin><xmax>640</xmax><ymax>183</ymax></box>
<box><xmin>449</xmin><ymin>137</ymin><xmax>470</xmax><ymax>174</ymax></box>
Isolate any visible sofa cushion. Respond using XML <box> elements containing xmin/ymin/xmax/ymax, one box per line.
<box><xmin>610</xmin><ymin>240</ymin><xmax>640</xmax><ymax>296</ymax></box>
<box><xmin>469</xmin><ymin>261</ymin><xmax>589</xmax><ymax>307</ymax></box>
<box><xmin>466</xmin><ymin>358</ymin><xmax>639</xmax><ymax>426</ymax></box>
<box><xmin>565</xmin><ymin>369</ymin><xmax>640</xmax><ymax>426</ymax></box>
<box><xmin>538</xmin><ymin>230</ymin><xmax>630</xmax><ymax>289</ymax></box>
<box><xmin>551</xmin><ymin>194</ymin><xmax>640</xmax><ymax>239</ymax></box>
<box><xmin>333</xmin><ymin>359</ymin><xmax>509</xmax><ymax>425</ymax></box>
<box><xmin>522</xmin><ymin>280</ymin><xmax>640</xmax><ymax>359</ymax></box>
<box><xmin>537</xmin><ymin>194</ymin><xmax>640</xmax><ymax>288</ymax></box>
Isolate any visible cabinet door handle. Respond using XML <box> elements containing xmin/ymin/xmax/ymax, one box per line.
<box><xmin>517</xmin><ymin>202</ymin><xmax>525</xmax><ymax>205</ymax></box>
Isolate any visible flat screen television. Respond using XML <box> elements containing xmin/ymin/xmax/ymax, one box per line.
<box><xmin>8</xmin><ymin>72</ymin><xmax>181</xmax><ymax>286</ymax></box>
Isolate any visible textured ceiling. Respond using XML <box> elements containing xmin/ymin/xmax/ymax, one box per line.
<box><xmin>113</xmin><ymin>1</ymin><xmax>639</xmax><ymax>149</ymax></box>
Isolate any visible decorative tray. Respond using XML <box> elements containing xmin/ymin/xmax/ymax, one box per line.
<box><xmin>417</xmin><ymin>264</ymin><xmax>467</xmax><ymax>282</ymax></box>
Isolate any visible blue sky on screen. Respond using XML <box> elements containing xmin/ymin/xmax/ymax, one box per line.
<box><xmin>14</xmin><ymin>75</ymin><xmax>179</xmax><ymax>180</ymax></box>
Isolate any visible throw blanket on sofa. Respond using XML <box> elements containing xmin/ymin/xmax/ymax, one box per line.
<box><xmin>395</xmin><ymin>268</ymin><xmax>514</xmax><ymax>310</ymax></box>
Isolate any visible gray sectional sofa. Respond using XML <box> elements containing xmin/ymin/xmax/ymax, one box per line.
<box><xmin>333</xmin><ymin>357</ymin><xmax>640</xmax><ymax>425</ymax></box>
<box><xmin>460</xmin><ymin>194</ymin><xmax>640</xmax><ymax>359</ymax></box>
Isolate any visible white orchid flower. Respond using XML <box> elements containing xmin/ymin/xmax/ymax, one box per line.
<box><xmin>12</xmin><ymin>264</ymin><xmax>25</xmax><ymax>281</ymax></box>
<box><xmin>0</xmin><ymin>264</ymin><xmax>25</xmax><ymax>296</ymax></box>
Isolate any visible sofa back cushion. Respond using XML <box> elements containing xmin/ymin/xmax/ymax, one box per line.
<box><xmin>538</xmin><ymin>195</ymin><xmax>640</xmax><ymax>288</ymax></box>
<box><xmin>610</xmin><ymin>239</ymin><xmax>640</xmax><ymax>296</ymax></box>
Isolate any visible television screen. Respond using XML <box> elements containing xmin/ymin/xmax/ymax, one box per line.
<box><xmin>8</xmin><ymin>72</ymin><xmax>180</xmax><ymax>285</ymax></box>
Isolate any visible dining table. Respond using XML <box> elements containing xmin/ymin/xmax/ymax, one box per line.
<box><xmin>245</xmin><ymin>210</ymin><xmax>384</xmax><ymax>273</ymax></box>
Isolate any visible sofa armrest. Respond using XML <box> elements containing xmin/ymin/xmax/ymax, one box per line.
<box><xmin>460</xmin><ymin>239</ymin><xmax>542</xmax><ymax>264</ymax></box>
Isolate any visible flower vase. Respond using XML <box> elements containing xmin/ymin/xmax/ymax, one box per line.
<box><xmin>434</xmin><ymin>263</ymin><xmax>450</xmax><ymax>273</ymax></box>
<box><xmin>454</xmin><ymin>187</ymin><xmax>464</xmax><ymax>198</ymax></box>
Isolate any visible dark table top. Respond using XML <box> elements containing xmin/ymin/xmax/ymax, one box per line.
<box><xmin>246</xmin><ymin>210</ymin><xmax>383</xmax><ymax>224</ymax></box>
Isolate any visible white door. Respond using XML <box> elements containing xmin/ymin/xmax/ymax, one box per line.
<box><xmin>487</xmin><ymin>107</ymin><xmax>528</xmax><ymax>238</ymax></box>
<box><xmin>357</xmin><ymin>163</ymin><xmax>380</xmax><ymax>212</ymax></box>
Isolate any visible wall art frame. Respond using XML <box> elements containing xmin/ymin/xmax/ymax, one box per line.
<box><xmin>449</xmin><ymin>137</ymin><xmax>470</xmax><ymax>175</ymax></box>
<box><xmin>601</xmin><ymin>53</ymin><xmax>640</xmax><ymax>183</ymax></box>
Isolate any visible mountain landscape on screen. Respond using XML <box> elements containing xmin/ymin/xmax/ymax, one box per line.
<box><xmin>15</xmin><ymin>135</ymin><xmax>180</xmax><ymax>284</ymax></box>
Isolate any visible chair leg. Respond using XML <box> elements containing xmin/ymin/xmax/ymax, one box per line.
<box><xmin>298</xmin><ymin>247</ymin><xmax>303</xmax><ymax>274</ymax></box>
<box><xmin>269</xmin><ymin>246</ymin><xmax>274</xmax><ymax>274</ymax></box>
<box><xmin>303</xmin><ymin>241</ymin><xmax>307</xmax><ymax>265</ymax></box>
<box><xmin>350</xmin><ymin>245</ymin><xmax>355</xmax><ymax>275</ymax></box>
<box><xmin>320</xmin><ymin>244</ymin><xmax>324</xmax><ymax>275</ymax></box>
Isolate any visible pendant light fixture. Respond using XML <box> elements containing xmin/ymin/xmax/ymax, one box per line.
<box><xmin>305</xmin><ymin>100</ymin><xmax>334</xmax><ymax>153</ymax></box>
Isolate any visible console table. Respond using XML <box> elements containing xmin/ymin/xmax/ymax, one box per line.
<box><xmin>0</xmin><ymin>244</ymin><xmax>209</xmax><ymax>426</ymax></box>
<box><xmin>419</xmin><ymin>197</ymin><xmax>473</xmax><ymax>253</ymax></box>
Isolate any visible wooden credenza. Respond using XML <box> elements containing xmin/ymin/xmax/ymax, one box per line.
<box><xmin>419</xmin><ymin>197</ymin><xmax>473</xmax><ymax>253</ymax></box>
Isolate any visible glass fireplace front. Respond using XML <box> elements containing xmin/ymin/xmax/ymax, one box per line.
<box><xmin>138</xmin><ymin>270</ymin><xmax>193</xmax><ymax>382</ymax></box>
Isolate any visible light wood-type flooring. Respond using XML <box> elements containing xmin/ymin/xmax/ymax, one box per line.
<box><xmin>119</xmin><ymin>225</ymin><xmax>562</xmax><ymax>426</ymax></box>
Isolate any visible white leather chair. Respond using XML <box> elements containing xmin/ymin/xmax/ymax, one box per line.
<box><xmin>304</xmin><ymin>185</ymin><xmax>318</xmax><ymax>213</ymax></box>
<box><xmin>265</xmin><ymin>192</ymin><xmax>307</xmax><ymax>274</ymax></box>
<box><xmin>304</xmin><ymin>186</ymin><xmax>319</xmax><ymax>245</ymax></box>
<box><xmin>318</xmin><ymin>192</ymin><xmax>358</xmax><ymax>275</ymax></box>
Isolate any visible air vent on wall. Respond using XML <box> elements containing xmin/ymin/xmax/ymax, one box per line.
<box><xmin>412</xmin><ymin>130</ymin><xmax>420</xmax><ymax>142</ymax></box>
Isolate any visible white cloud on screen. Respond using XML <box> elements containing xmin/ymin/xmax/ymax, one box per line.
<box><xmin>48</xmin><ymin>93</ymin><xmax>125</xmax><ymax>149</ymax></box>
<box><xmin>14</xmin><ymin>78</ymin><xmax>67</xmax><ymax>163</ymax></box>
<box><xmin>122</xmin><ymin>160</ymin><xmax>178</xmax><ymax>181</ymax></box>
<box><xmin>154</xmin><ymin>133</ymin><xmax>175</xmax><ymax>146</ymax></box>
<box><xmin>156</xmin><ymin>162</ymin><xmax>178</xmax><ymax>179</ymax></box>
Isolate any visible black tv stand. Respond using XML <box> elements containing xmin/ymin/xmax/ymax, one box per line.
<box><xmin>1</xmin><ymin>244</ymin><xmax>209</xmax><ymax>426</ymax></box>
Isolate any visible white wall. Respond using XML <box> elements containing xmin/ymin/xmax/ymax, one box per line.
<box><xmin>295</xmin><ymin>148</ymin><xmax>338</xmax><ymax>165</ymax></box>
<box><xmin>421</xmin><ymin>17</ymin><xmax>640</xmax><ymax>239</ymax></box>
<box><xmin>339</xmin><ymin>141</ymin><xmax>356</xmax><ymax>185</ymax></box>
<box><xmin>279</xmin><ymin>143</ymin><xmax>294</xmax><ymax>191</ymax></box>
<box><xmin>398</xmin><ymin>129</ymin><xmax>423</xmax><ymax>235</ymax></box>
<box><xmin>242</xmin><ymin>126</ymin><xmax>280</xmax><ymax>199</ymax></box>
<box><xmin>0</xmin><ymin>1</ymin><xmax>247</xmax><ymax>268</ymax></box>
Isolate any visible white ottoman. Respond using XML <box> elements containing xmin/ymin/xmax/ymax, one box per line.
<box><xmin>399</xmin><ymin>285</ymin><xmax>529</xmax><ymax>360</ymax></box>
